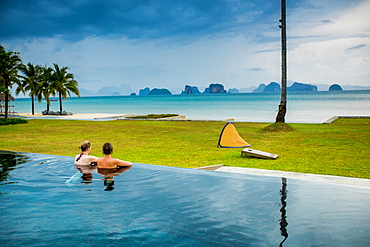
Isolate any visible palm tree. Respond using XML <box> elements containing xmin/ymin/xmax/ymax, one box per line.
<box><xmin>50</xmin><ymin>63</ymin><xmax>80</xmax><ymax>113</ymax></box>
<box><xmin>20</xmin><ymin>63</ymin><xmax>42</xmax><ymax>115</ymax></box>
<box><xmin>275</xmin><ymin>0</ymin><xmax>287</xmax><ymax>123</ymax></box>
<box><xmin>0</xmin><ymin>45</ymin><xmax>23</xmax><ymax>119</ymax></box>
<box><xmin>37</xmin><ymin>66</ymin><xmax>54</xmax><ymax>113</ymax></box>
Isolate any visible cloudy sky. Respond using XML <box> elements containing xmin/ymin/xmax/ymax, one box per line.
<box><xmin>1</xmin><ymin>0</ymin><xmax>369</xmax><ymax>94</ymax></box>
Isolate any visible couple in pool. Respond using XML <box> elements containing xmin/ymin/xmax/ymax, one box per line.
<box><xmin>74</xmin><ymin>141</ymin><xmax>132</xmax><ymax>190</ymax></box>
<box><xmin>74</xmin><ymin>141</ymin><xmax>132</xmax><ymax>168</ymax></box>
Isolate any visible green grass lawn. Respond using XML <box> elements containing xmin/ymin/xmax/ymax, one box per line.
<box><xmin>0</xmin><ymin>118</ymin><xmax>369</xmax><ymax>179</ymax></box>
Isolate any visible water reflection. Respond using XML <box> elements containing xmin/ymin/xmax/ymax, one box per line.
<box><xmin>0</xmin><ymin>151</ymin><xmax>30</xmax><ymax>187</ymax></box>
<box><xmin>69</xmin><ymin>162</ymin><xmax>131</xmax><ymax>191</ymax></box>
<box><xmin>279</xmin><ymin>177</ymin><xmax>288</xmax><ymax>246</ymax></box>
<box><xmin>97</xmin><ymin>166</ymin><xmax>131</xmax><ymax>191</ymax></box>
<box><xmin>75</xmin><ymin>163</ymin><xmax>97</xmax><ymax>184</ymax></box>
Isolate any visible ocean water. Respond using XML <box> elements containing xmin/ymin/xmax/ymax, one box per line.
<box><xmin>12</xmin><ymin>90</ymin><xmax>370</xmax><ymax>123</ymax></box>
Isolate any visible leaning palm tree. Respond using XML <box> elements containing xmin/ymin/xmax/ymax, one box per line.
<box><xmin>0</xmin><ymin>45</ymin><xmax>23</xmax><ymax>119</ymax></box>
<box><xmin>20</xmin><ymin>63</ymin><xmax>42</xmax><ymax>115</ymax></box>
<box><xmin>50</xmin><ymin>63</ymin><xmax>80</xmax><ymax>113</ymax></box>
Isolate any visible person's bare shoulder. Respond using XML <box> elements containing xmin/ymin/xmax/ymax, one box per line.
<box><xmin>86</xmin><ymin>156</ymin><xmax>98</xmax><ymax>162</ymax></box>
<box><xmin>115</xmin><ymin>159</ymin><xmax>132</xmax><ymax>167</ymax></box>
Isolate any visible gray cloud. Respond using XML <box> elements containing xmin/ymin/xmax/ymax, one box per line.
<box><xmin>346</xmin><ymin>44</ymin><xmax>366</xmax><ymax>51</ymax></box>
<box><xmin>254</xmin><ymin>48</ymin><xmax>279</xmax><ymax>53</ymax></box>
<box><xmin>321</xmin><ymin>19</ymin><xmax>332</xmax><ymax>23</ymax></box>
<box><xmin>246</xmin><ymin>67</ymin><xmax>265</xmax><ymax>72</ymax></box>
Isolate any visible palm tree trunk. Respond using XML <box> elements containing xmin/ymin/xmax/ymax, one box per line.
<box><xmin>31</xmin><ymin>95</ymin><xmax>35</xmax><ymax>115</ymax></box>
<box><xmin>5</xmin><ymin>90</ymin><xmax>9</xmax><ymax>119</ymax></box>
<box><xmin>59</xmin><ymin>91</ymin><xmax>63</xmax><ymax>113</ymax></box>
<box><xmin>275</xmin><ymin>0</ymin><xmax>287</xmax><ymax>123</ymax></box>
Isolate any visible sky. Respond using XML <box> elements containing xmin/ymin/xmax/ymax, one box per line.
<box><xmin>1</xmin><ymin>0</ymin><xmax>370</xmax><ymax>95</ymax></box>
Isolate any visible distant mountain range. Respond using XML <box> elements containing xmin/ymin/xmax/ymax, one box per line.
<box><xmin>79</xmin><ymin>82</ymin><xmax>370</xmax><ymax>96</ymax></box>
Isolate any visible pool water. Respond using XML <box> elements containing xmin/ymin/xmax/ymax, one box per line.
<box><xmin>1</xmin><ymin>150</ymin><xmax>369</xmax><ymax>246</ymax></box>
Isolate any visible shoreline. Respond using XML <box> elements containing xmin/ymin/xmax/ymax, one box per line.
<box><xmin>14</xmin><ymin>112</ymin><xmax>370</xmax><ymax>123</ymax></box>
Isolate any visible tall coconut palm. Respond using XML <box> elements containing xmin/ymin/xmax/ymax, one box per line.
<box><xmin>20</xmin><ymin>63</ymin><xmax>42</xmax><ymax>115</ymax></box>
<box><xmin>0</xmin><ymin>45</ymin><xmax>23</xmax><ymax>119</ymax></box>
<box><xmin>37</xmin><ymin>66</ymin><xmax>54</xmax><ymax>113</ymax></box>
<box><xmin>50</xmin><ymin>63</ymin><xmax>80</xmax><ymax>113</ymax></box>
<box><xmin>275</xmin><ymin>0</ymin><xmax>287</xmax><ymax>123</ymax></box>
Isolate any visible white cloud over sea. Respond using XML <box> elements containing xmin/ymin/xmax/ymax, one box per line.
<box><xmin>1</xmin><ymin>0</ymin><xmax>369</xmax><ymax>94</ymax></box>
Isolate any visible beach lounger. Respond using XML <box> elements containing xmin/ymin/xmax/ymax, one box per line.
<box><xmin>241</xmin><ymin>148</ymin><xmax>279</xmax><ymax>160</ymax></box>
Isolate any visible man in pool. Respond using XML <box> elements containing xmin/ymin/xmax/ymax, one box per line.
<box><xmin>97</xmin><ymin>142</ymin><xmax>132</xmax><ymax>168</ymax></box>
<box><xmin>74</xmin><ymin>141</ymin><xmax>98</xmax><ymax>166</ymax></box>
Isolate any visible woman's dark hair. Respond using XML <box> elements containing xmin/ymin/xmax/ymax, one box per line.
<box><xmin>102</xmin><ymin>142</ymin><xmax>113</xmax><ymax>155</ymax></box>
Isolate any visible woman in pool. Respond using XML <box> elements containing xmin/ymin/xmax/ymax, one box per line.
<box><xmin>74</xmin><ymin>141</ymin><xmax>98</xmax><ymax>166</ymax></box>
<box><xmin>97</xmin><ymin>142</ymin><xmax>132</xmax><ymax>168</ymax></box>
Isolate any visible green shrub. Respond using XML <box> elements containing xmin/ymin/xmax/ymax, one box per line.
<box><xmin>126</xmin><ymin>114</ymin><xmax>179</xmax><ymax>119</ymax></box>
<box><xmin>0</xmin><ymin>118</ymin><xmax>28</xmax><ymax>125</ymax></box>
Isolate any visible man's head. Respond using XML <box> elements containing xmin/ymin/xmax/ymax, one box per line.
<box><xmin>102</xmin><ymin>142</ymin><xmax>113</xmax><ymax>155</ymax></box>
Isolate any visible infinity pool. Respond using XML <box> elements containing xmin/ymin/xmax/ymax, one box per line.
<box><xmin>1</xmin><ymin>150</ymin><xmax>369</xmax><ymax>246</ymax></box>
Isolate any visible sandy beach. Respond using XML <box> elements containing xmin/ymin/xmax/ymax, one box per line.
<box><xmin>15</xmin><ymin>113</ymin><xmax>228</xmax><ymax>121</ymax></box>
<box><xmin>16</xmin><ymin>113</ymin><xmax>128</xmax><ymax>120</ymax></box>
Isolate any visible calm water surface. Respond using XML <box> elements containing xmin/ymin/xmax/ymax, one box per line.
<box><xmin>13</xmin><ymin>91</ymin><xmax>370</xmax><ymax>123</ymax></box>
<box><xmin>1</xmin><ymin>151</ymin><xmax>370</xmax><ymax>246</ymax></box>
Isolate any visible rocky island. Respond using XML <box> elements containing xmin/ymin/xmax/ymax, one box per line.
<box><xmin>148</xmin><ymin>88</ymin><xmax>172</xmax><ymax>95</ymax></box>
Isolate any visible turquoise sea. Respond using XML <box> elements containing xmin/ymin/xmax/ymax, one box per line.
<box><xmin>13</xmin><ymin>90</ymin><xmax>370</xmax><ymax>123</ymax></box>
